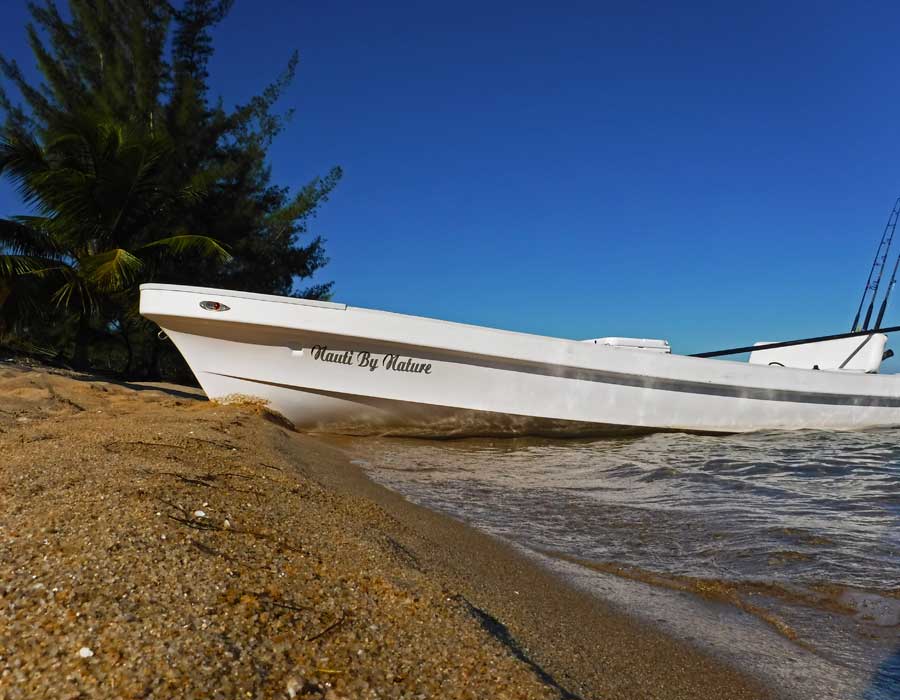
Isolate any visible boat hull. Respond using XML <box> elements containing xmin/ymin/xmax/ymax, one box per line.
<box><xmin>140</xmin><ymin>284</ymin><xmax>900</xmax><ymax>437</ymax></box>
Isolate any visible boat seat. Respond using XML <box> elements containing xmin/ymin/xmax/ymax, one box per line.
<box><xmin>583</xmin><ymin>337</ymin><xmax>671</xmax><ymax>353</ymax></box>
<box><xmin>748</xmin><ymin>333</ymin><xmax>887</xmax><ymax>373</ymax></box>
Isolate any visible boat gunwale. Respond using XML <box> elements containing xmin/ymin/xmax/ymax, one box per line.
<box><xmin>140</xmin><ymin>283</ymin><xmax>347</xmax><ymax>310</ymax></box>
<box><xmin>140</xmin><ymin>284</ymin><xmax>900</xmax><ymax>400</ymax></box>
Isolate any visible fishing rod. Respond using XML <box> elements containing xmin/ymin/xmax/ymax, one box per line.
<box><xmin>695</xmin><ymin>197</ymin><xmax>900</xmax><ymax>359</ymax></box>
<box><xmin>851</xmin><ymin>196</ymin><xmax>900</xmax><ymax>331</ymax></box>
<box><xmin>691</xmin><ymin>324</ymin><xmax>900</xmax><ymax>359</ymax></box>
<box><xmin>873</xmin><ymin>245</ymin><xmax>900</xmax><ymax>330</ymax></box>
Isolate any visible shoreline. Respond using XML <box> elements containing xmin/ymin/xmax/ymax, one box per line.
<box><xmin>324</xmin><ymin>435</ymin><xmax>900</xmax><ymax>700</ymax></box>
<box><xmin>0</xmin><ymin>362</ymin><xmax>772</xmax><ymax>698</ymax></box>
<box><xmin>301</xmin><ymin>436</ymin><xmax>778</xmax><ymax>699</ymax></box>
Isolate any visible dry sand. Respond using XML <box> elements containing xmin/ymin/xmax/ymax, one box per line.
<box><xmin>0</xmin><ymin>362</ymin><xmax>773</xmax><ymax>699</ymax></box>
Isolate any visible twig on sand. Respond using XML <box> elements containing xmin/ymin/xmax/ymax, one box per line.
<box><xmin>104</xmin><ymin>440</ymin><xmax>186</xmax><ymax>452</ymax></box>
<box><xmin>188</xmin><ymin>436</ymin><xmax>237</xmax><ymax>450</ymax></box>
<box><xmin>260</xmin><ymin>596</ymin><xmax>310</xmax><ymax>614</ymax></box>
<box><xmin>23</xmin><ymin>434</ymin><xmax>56</xmax><ymax>444</ymax></box>
<box><xmin>157</xmin><ymin>497</ymin><xmax>189</xmax><ymax>516</ymax></box>
<box><xmin>207</xmin><ymin>471</ymin><xmax>256</xmax><ymax>480</ymax></box>
<box><xmin>190</xmin><ymin>539</ymin><xmax>234</xmax><ymax>560</ymax></box>
<box><xmin>152</xmin><ymin>470</ymin><xmax>217</xmax><ymax>488</ymax></box>
<box><xmin>166</xmin><ymin>514</ymin><xmax>220</xmax><ymax>531</ymax></box>
<box><xmin>305</xmin><ymin>613</ymin><xmax>348</xmax><ymax>642</ymax></box>
<box><xmin>47</xmin><ymin>389</ymin><xmax>85</xmax><ymax>412</ymax></box>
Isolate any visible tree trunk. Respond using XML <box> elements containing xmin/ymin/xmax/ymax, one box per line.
<box><xmin>71</xmin><ymin>315</ymin><xmax>92</xmax><ymax>370</ymax></box>
<box><xmin>145</xmin><ymin>334</ymin><xmax>162</xmax><ymax>381</ymax></box>
<box><xmin>120</xmin><ymin>321</ymin><xmax>133</xmax><ymax>377</ymax></box>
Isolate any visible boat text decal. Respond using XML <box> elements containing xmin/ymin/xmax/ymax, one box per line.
<box><xmin>309</xmin><ymin>345</ymin><xmax>432</xmax><ymax>374</ymax></box>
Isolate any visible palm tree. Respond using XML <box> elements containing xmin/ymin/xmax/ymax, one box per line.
<box><xmin>0</xmin><ymin>111</ymin><xmax>230</xmax><ymax>369</ymax></box>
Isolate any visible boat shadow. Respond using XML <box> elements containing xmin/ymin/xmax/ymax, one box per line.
<box><xmin>2</xmin><ymin>359</ymin><xmax>206</xmax><ymax>402</ymax></box>
<box><xmin>107</xmin><ymin>378</ymin><xmax>205</xmax><ymax>401</ymax></box>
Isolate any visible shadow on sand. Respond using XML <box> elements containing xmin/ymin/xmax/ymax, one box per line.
<box><xmin>4</xmin><ymin>360</ymin><xmax>206</xmax><ymax>402</ymax></box>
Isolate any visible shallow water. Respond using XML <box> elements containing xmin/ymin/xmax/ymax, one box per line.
<box><xmin>334</xmin><ymin>428</ymin><xmax>900</xmax><ymax>698</ymax></box>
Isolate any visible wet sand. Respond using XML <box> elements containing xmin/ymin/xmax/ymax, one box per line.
<box><xmin>0</xmin><ymin>362</ymin><xmax>772</xmax><ymax>699</ymax></box>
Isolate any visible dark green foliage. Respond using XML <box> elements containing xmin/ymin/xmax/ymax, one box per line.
<box><xmin>0</xmin><ymin>0</ymin><xmax>341</xmax><ymax>377</ymax></box>
<box><xmin>0</xmin><ymin>110</ymin><xmax>232</xmax><ymax>372</ymax></box>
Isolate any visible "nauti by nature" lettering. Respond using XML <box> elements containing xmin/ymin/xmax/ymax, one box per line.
<box><xmin>310</xmin><ymin>345</ymin><xmax>432</xmax><ymax>375</ymax></box>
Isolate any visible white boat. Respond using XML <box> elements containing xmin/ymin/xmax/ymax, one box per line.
<box><xmin>139</xmin><ymin>283</ymin><xmax>900</xmax><ymax>436</ymax></box>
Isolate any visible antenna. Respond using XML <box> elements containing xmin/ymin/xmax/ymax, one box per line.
<box><xmin>851</xmin><ymin>196</ymin><xmax>900</xmax><ymax>331</ymax></box>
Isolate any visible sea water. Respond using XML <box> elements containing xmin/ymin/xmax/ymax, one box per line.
<box><xmin>334</xmin><ymin>428</ymin><xmax>899</xmax><ymax>699</ymax></box>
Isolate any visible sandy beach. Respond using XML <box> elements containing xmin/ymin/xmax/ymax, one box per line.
<box><xmin>0</xmin><ymin>362</ymin><xmax>772</xmax><ymax>699</ymax></box>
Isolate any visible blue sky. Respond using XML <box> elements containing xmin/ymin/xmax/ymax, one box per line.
<box><xmin>2</xmin><ymin>1</ymin><xmax>900</xmax><ymax>358</ymax></box>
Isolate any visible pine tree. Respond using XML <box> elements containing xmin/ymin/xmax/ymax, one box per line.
<box><xmin>0</xmin><ymin>0</ymin><xmax>341</xmax><ymax>377</ymax></box>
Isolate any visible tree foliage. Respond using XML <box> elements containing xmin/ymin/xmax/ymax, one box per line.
<box><xmin>0</xmin><ymin>0</ymin><xmax>341</xmax><ymax>377</ymax></box>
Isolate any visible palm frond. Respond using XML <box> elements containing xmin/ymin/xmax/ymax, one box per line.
<box><xmin>0</xmin><ymin>217</ymin><xmax>63</xmax><ymax>257</ymax></box>
<box><xmin>139</xmin><ymin>234</ymin><xmax>232</xmax><ymax>262</ymax></box>
<box><xmin>0</xmin><ymin>254</ymin><xmax>58</xmax><ymax>278</ymax></box>
<box><xmin>0</xmin><ymin>133</ymin><xmax>53</xmax><ymax>211</ymax></box>
<box><xmin>48</xmin><ymin>263</ymin><xmax>100</xmax><ymax>314</ymax></box>
<box><xmin>50</xmin><ymin>277</ymin><xmax>89</xmax><ymax>312</ymax></box>
<box><xmin>79</xmin><ymin>248</ymin><xmax>144</xmax><ymax>292</ymax></box>
<box><xmin>0</xmin><ymin>132</ymin><xmax>46</xmax><ymax>174</ymax></box>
